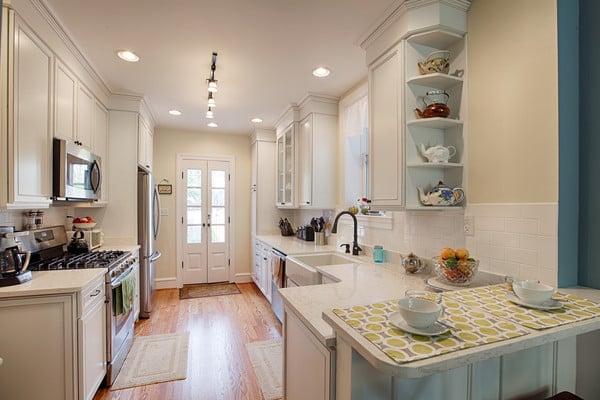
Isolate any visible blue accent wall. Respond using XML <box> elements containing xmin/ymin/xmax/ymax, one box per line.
<box><xmin>578</xmin><ymin>0</ymin><xmax>600</xmax><ymax>288</ymax></box>
<box><xmin>558</xmin><ymin>0</ymin><xmax>580</xmax><ymax>287</ymax></box>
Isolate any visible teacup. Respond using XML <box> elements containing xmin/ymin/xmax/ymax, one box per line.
<box><xmin>513</xmin><ymin>280</ymin><xmax>556</xmax><ymax>305</ymax></box>
<box><xmin>397</xmin><ymin>296</ymin><xmax>443</xmax><ymax>329</ymax></box>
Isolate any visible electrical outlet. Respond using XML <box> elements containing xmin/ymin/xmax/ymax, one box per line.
<box><xmin>464</xmin><ymin>216</ymin><xmax>474</xmax><ymax>236</ymax></box>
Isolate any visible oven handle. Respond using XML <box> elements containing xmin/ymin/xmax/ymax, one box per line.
<box><xmin>110</xmin><ymin>263</ymin><xmax>136</xmax><ymax>289</ymax></box>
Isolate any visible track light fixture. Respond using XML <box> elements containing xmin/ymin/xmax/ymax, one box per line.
<box><xmin>206</xmin><ymin>52</ymin><xmax>218</xmax><ymax>122</ymax></box>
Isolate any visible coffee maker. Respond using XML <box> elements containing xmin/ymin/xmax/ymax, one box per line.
<box><xmin>0</xmin><ymin>226</ymin><xmax>32</xmax><ymax>287</ymax></box>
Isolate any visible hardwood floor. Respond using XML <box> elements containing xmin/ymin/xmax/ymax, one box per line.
<box><xmin>94</xmin><ymin>283</ymin><xmax>282</xmax><ymax>400</ymax></box>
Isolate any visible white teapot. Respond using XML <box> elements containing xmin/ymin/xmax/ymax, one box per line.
<box><xmin>418</xmin><ymin>144</ymin><xmax>456</xmax><ymax>164</ymax></box>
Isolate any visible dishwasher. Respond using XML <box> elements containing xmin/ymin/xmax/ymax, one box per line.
<box><xmin>270</xmin><ymin>248</ymin><xmax>286</xmax><ymax>322</ymax></box>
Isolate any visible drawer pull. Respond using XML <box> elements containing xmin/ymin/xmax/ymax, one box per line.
<box><xmin>89</xmin><ymin>289</ymin><xmax>102</xmax><ymax>298</ymax></box>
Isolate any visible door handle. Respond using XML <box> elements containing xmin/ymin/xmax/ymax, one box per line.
<box><xmin>90</xmin><ymin>160</ymin><xmax>101</xmax><ymax>193</ymax></box>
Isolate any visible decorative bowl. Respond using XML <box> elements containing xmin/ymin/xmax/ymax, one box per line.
<box><xmin>73</xmin><ymin>222</ymin><xmax>97</xmax><ymax>230</ymax></box>
<box><xmin>433</xmin><ymin>256</ymin><xmax>479</xmax><ymax>286</ymax></box>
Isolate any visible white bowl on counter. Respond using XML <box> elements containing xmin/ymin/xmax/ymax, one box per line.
<box><xmin>72</xmin><ymin>222</ymin><xmax>97</xmax><ymax>230</ymax></box>
<box><xmin>513</xmin><ymin>280</ymin><xmax>556</xmax><ymax>305</ymax></box>
<box><xmin>397</xmin><ymin>297</ymin><xmax>443</xmax><ymax>329</ymax></box>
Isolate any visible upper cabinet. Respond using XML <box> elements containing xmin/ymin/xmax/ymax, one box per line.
<box><xmin>138</xmin><ymin>116</ymin><xmax>153</xmax><ymax>171</ymax></box>
<box><xmin>0</xmin><ymin>9</ymin><xmax>53</xmax><ymax>208</ymax></box>
<box><xmin>76</xmin><ymin>84</ymin><xmax>94</xmax><ymax>148</ymax></box>
<box><xmin>93</xmin><ymin>100</ymin><xmax>109</xmax><ymax>203</ymax></box>
<box><xmin>275</xmin><ymin>95</ymin><xmax>338</xmax><ymax>209</ymax></box>
<box><xmin>54</xmin><ymin>60</ymin><xmax>77</xmax><ymax>142</ymax></box>
<box><xmin>361</xmin><ymin>0</ymin><xmax>469</xmax><ymax>211</ymax></box>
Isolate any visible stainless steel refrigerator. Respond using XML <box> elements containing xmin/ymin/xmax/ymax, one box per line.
<box><xmin>138</xmin><ymin>168</ymin><xmax>161</xmax><ymax>318</ymax></box>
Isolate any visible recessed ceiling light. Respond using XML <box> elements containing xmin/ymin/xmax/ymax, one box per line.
<box><xmin>312</xmin><ymin>66</ymin><xmax>330</xmax><ymax>78</ymax></box>
<box><xmin>168</xmin><ymin>109</ymin><xmax>182</xmax><ymax>116</ymax></box>
<box><xmin>207</xmin><ymin>122</ymin><xmax>218</xmax><ymax>128</ymax></box>
<box><xmin>117</xmin><ymin>50</ymin><xmax>140</xmax><ymax>62</ymax></box>
<box><xmin>251</xmin><ymin>118</ymin><xmax>263</xmax><ymax>123</ymax></box>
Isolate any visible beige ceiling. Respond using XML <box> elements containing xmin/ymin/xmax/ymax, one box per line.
<box><xmin>45</xmin><ymin>0</ymin><xmax>394</xmax><ymax>134</ymax></box>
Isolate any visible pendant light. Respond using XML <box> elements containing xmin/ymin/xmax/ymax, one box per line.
<box><xmin>206</xmin><ymin>108</ymin><xmax>214</xmax><ymax>119</ymax></box>
<box><xmin>207</xmin><ymin>93</ymin><xmax>216</xmax><ymax>108</ymax></box>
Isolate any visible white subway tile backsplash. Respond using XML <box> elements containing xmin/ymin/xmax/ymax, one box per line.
<box><xmin>506</xmin><ymin>218</ymin><xmax>539</xmax><ymax>234</ymax></box>
<box><xmin>491</xmin><ymin>231</ymin><xmax>519</xmax><ymax>248</ymax></box>
<box><xmin>475</xmin><ymin>216</ymin><xmax>506</xmax><ymax>231</ymax></box>
<box><xmin>507</xmin><ymin>247</ymin><xmax>538</xmax><ymax>265</ymax></box>
<box><xmin>477</xmin><ymin>243</ymin><xmax>506</xmax><ymax>260</ymax></box>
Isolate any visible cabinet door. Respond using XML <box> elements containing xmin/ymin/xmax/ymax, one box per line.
<box><xmin>145</xmin><ymin>127</ymin><xmax>153</xmax><ymax>171</ymax></box>
<box><xmin>283</xmin><ymin>124</ymin><xmax>295</xmax><ymax>206</ymax></box>
<box><xmin>285</xmin><ymin>310</ymin><xmax>331</xmax><ymax>400</ymax></box>
<box><xmin>298</xmin><ymin>115</ymin><xmax>313</xmax><ymax>206</ymax></box>
<box><xmin>369</xmin><ymin>44</ymin><xmax>403</xmax><ymax>207</ymax></box>
<box><xmin>276</xmin><ymin>134</ymin><xmax>285</xmax><ymax>206</ymax></box>
<box><xmin>93</xmin><ymin>101</ymin><xmax>108</xmax><ymax>202</ymax></box>
<box><xmin>10</xmin><ymin>15</ymin><xmax>53</xmax><ymax>206</ymax></box>
<box><xmin>54</xmin><ymin>61</ymin><xmax>76</xmax><ymax>141</ymax></box>
<box><xmin>76</xmin><ymin>83</ymin><xmax>94</xmax><ymax>148</ymax></box>
<box><xmin>78</xmin><ymin>297</ymin><xmax>106</xmax><ymax>400</ymax></box>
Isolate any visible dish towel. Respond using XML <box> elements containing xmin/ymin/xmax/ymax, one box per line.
<box><xmin>121</xmin><ymin>271</ymin><xmax>136</xmax><ymax>314</ymax></box>
<box><xmin>113</xmin><ymin>285</ymin><xmax>124</xmax><ymax>315</ymax></box>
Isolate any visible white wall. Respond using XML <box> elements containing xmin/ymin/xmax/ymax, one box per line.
<box><xmin>153</xmin><ymin>128</ymin><xmax>252</xmax><ymax>283</ymax></box>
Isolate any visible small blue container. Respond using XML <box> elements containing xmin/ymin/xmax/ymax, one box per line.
<box><xmin>373</xmin><ymin>245</ymin><xmax>385</xmax><ymax>263</ymax></box>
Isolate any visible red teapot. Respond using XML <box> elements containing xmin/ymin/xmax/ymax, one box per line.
<box><xmin>414</xmin><ymin>90</ymin><xmax>450</xmax><ymax>119</ymax></box>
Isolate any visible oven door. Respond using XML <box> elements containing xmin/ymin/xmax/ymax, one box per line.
<box><xmin>107</xmin><ymin>263</ymin><xmax>136</xmax><ymax>364</ymax></box>
<box><xmin>53</xmin><ymin>139</ymin><xmax>101</xmax><ymax>201</ymax></box>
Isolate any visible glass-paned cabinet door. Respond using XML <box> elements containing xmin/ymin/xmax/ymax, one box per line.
<box><xmin>284</xmin><ymin>125</ymin><xmax>294</xmax><ymax>205</ymax></box>
<box><xmin>277</xmin><ymin>134</ymin><xmax>285</xmax><ymax>205</ymax></box>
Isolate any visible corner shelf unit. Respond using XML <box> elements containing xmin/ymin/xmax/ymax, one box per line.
<box><xmin>404</xmin><ymin>29</ymin><xmax>467</xmax><ymax>210</ymax></box>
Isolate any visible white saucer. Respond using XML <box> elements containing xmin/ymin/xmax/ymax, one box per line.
<box><xmin>506</xmin><ymin>293</ymin><xmax>563</xmax><ymax>310</ymax></box>
<box><xmin>388</xmin><ymin>312</ymin><xmax>450</xmax><ymax>336</ymax></box>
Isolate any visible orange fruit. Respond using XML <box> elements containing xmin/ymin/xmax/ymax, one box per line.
<box><xmin>441</xmin><ymin>247</ymin><xmax>456</xmax><ymax>260</ymax></box>
<box><xmin>455</xmin><ymin>248</ymin><xmax>470</xmax><ymax>260</ymax></box>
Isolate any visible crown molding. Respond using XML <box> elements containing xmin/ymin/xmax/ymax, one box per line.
<box><xmin>298</xmin><ymin>92</ymin><xmax>340</xmax><ymax>108</ymax></box>
<box><xmin>357</xmin><ymin>0</ymin><xmax>470</xmax><ymax>50</ymax></box>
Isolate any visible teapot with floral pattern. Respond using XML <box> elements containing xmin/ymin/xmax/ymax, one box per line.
<box><xmin>417</xmin><ymin>181</ymin><xmax>465</xmax><ymax>206</ymax></box>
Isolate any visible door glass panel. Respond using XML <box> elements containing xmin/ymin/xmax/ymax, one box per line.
<box><xmin>211</xmin><ymin>170</ymin><xmax>226</xmax><ymax>188</ymax></box>
<box><xmin>187</xmin><ymin>225</ymin><xmax>202</xmax><ymax>244</ymax></box>
<box><xmin>212</xmin><ymin>207</ymin><xmax>225</xmax><ymax>224</ymax></box>
<box><xmin>211</xmin><ymin>189</ymin><xmax>225</xmax><ymax>206</ymax></box>
<box><xmin>187</xmin><ymin>169</ymin><xmax>202</xmax><ymax>187</ymax></box>
<box><xmin>187</xmin><ymin>188</ymin><xmax>202</xmax><ymax>206</ymax></box>
<box><xmin>211</xmin><ymin>225</ymin><xmax>225</xmax><ymax>243</ymax></box>
<box><xmin>187</xmin><ymin>207</ymin><xmax>202</xmax><ymax>224</ymax></box>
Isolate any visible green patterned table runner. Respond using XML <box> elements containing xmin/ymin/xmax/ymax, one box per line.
<box><xmin>332</xmin><ymin>297</ymin><xmax>529</xmax><ymax>364</ymax></box>
<box><xmin>443</xmin><ymin>284</ymin><xmax>600</xmax><ymax>330</ymax></box>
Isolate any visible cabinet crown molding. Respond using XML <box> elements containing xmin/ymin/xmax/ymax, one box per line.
<box><xmin>357</xmin><ymin>0</ymin><xmax>471</xmax><ymax>51</ymax></box>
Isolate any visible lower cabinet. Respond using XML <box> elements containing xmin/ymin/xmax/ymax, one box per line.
<box><xmin>0</xmin><ymin>278</ymin><xmax>107</xmax><ymax>400</ymax></box>
<box><xmin>284</xmin><ymin>308</ymin><xmax>333</xmax><ymax>400</ymax></box>
<box><xmin>252</xmin><ymin>239</ymin><xmax>273</xmax><ymax>302</ymax></box>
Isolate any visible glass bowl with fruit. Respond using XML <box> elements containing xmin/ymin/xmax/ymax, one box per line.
<box><xmin>433</xmin><ymin>247</ymin><xmax>479</xmax><ymax>286</ymax></box>
<box><xmin>73</xmin><ymin>216</ymin><xmax>97</xmax><ymax>230</ymax></box>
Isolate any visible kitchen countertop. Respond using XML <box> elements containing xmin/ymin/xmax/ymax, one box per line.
<box><xmin>278</xmin><ymin>256</ymin><xmax>600</xmax><ymax>377</ymax></box>
<box><xmin>0</xmin><ymin>268</ymin><xmax>106</xmax><ymax>299</ymax></box>
<box><xmin>255</xmin><ymin>235</ymin><xmax>338</xmax><ymax>255</ymax></box>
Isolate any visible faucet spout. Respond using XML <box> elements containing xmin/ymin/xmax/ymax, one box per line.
<box><xmin>331</xmin><ymin>211</ymin><xmax>362</xmax><ymax>256</ymax></box>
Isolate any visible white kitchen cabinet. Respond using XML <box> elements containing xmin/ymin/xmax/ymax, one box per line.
<box><xmin>76</xmin><ymin>83</ymin><xmax>94</xmax><ymax>149</ymax></box>
<box><xmin>284</xmin><ymin>309</ymin><xmax>332</xmax><ymax>400</ymax></box>
<box><xmin>138</xmin><ymin>116</ymin><xmax>153</xmax><ymax>171</ymax></box>
<box><xmin>1</xmin><ymin>9</ymin><xmax>53</xmax><ymax>209</ymax></box>
<box><xmin>253</xmin><ymin>240</ymin><xmax>272</xmax><ymax>302</ymax></box>
<box><xmin>77</xmin><ymin>279</ymin><xmax>106</xmax><ymax>400</ymax></box>
<box><xmin>368</xmin><ymin>43</ymin><xmax>404</xmax><ymax>208</ymax></box>
<box><xmin>55</xmin><ymin>60</ymin><xmax>77</xmax><ymax>141</ymax></box>
<box><xmin>297</xmin><ymin>113</ymin><xmax>337</xmax><ymax>209</ymax></box>
<box><xmin>276</xmin><ymin>123</ymin><xmax>295</xmax><ymax>207</ymax></box>
<box><xmin>93</xmin><ymin>100</ymin><xmax>109</xmax><ymax>202</ymax></box>
<box><xmin>250</xmin><ymin>129</ymin><xmax>277</xmax><ymax>236</ymax></box>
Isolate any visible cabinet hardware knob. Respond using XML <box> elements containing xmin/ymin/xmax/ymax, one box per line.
<box><xmin>90</xmin><ymin>289</ymin><xmax>101</xmax><ymax>297</ymax></box>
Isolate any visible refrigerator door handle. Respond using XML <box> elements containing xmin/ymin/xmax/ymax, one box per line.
<box><xmin>153</xmin><ymin>185</ymin><xmax>161</xmax><ymax>239</ymax></box>
<box><xmin>149</xmin><ymin>250</ymin><xmax>162</xmax><ymax>262</ymax></box>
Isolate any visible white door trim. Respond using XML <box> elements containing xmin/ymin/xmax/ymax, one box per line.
<box><xmin>175</xmin><ymin>153</ymin><xmax>236</xmax><ymax>287</ymax></box>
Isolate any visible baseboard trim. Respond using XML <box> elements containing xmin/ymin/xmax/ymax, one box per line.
<box><xmin>235</xmin><ymin>273</ymin><xmax>253</xmax><ymax>284</ymax></box>
<box><xmin>154</xmin><ymin>277</ymin><xmax>178</xmax><ymax>289</ymax></box>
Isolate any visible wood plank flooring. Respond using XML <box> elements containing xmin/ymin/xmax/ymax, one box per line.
<box><xmin>94</xmin><ymin>283</ymin><xmax>282</xmax><ymax>400</ymax></box>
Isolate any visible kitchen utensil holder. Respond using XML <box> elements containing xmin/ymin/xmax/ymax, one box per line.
<box><xmin>315</xmin><ymin>232</ymin><xmax>327</xmax><ymax>246</ymax></box>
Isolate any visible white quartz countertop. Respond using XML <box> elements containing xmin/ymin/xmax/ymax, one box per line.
<box><xmin>255</xmin><ymin>235</ymin><xmax>338</xmax><ymax>255</ymax></box>
<box><xmin>0</xmin><ymin>268</ymin><xmax>106</xmax><ymax>299</ymax></box>
<box><xmin>278</xmin><ymin>256</ymin><xmax>600</xmax><ymax>377</ymax></box>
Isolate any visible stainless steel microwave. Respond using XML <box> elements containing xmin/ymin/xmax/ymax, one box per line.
<box><xmin>53</xmin><ymin>139</ymin><xmax>102</xmax><ymax>201</ymax></box>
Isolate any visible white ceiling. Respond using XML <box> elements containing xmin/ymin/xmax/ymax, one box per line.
<box><xmin>45</xmin><ymin>0</ymin><xmax>394</xmax><ymax>134</ymax></box>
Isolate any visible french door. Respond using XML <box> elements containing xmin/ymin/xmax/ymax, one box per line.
<box><xmin>180</xmin><ymin>158</ymin><xmax>230</xmax><ymax>284</ymax></box>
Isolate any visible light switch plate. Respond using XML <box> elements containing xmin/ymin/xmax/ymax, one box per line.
<box><xmin>464</xmin><ymin>216</ymin><xmax>474</xmax><ymax>236</ymax></box>
<box><xmin>160</xmin><ymin>208</ymin><xmax>169</xmax><ymax>216</ymax></box>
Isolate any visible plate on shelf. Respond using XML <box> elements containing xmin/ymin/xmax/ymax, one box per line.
<box><xmin>388</xmin><ymin>312</ymin><xmax>450</xmax><ymax>337</ymax></box>
<box><xmin>506</xmin><ymin>293</ymin><xmax>563</xmax><ymax>310</ymax></box>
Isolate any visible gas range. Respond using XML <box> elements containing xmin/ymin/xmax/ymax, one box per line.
<box><xmin>28</xmin><ymin>250</ymin><xmax>129</xmax><ymax>272</ymax></box>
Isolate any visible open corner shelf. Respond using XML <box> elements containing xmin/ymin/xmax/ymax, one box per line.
<box><xmin>407</xmin><ymin>118</ymin><xmax>463</xmax><ymax>129</ymax></box>
<box><xmin>407</xmin><ymin>29</ymin><xmax>464</xmax><ymax>49</ymax></box>
<box><xmin>406</xmin><ymin>73</ymin><xmax>463</xmax><ymax>90</ymax></box>
<box><xmin>406</xmin><ymin>162</ymin><xmax>463</xmax><ymax>169</ymax></box>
